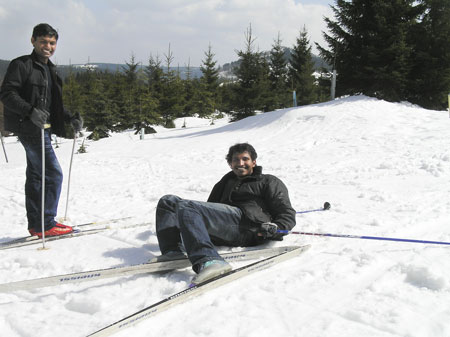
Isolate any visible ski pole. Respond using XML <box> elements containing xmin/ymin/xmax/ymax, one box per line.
<box><xmin>277</xmin><ymin>230</ymin><xmax>450</xmax><ymax>246</ymax></box>
<box><xmin>63</xmin><ymin>132</ymin><xmax>77</xmax><ymax>221</ymax></box>
<box><xmin>296</xmin><ymin>202</ymin><xmax>330</xmax><ymax>214</ymax></box>
<box><xmin>0</xmin><ymin>131</ymin><xmax>8</xmax><ymax>163</ymax></box>
<box><xmin>39</xmin><ymin>124</ymin><xmax>51</xmax><ymax>250</ymax></box>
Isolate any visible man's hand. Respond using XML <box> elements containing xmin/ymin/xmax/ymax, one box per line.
<box><xmin>259</xmin><ymin>222</ymin><xmax>278</xmax><ymax>239</ymax></box>
<box><xmin>30</xmin><ymin>108</ymin><xmax>50</xmax><ymax>129</ymax></box>
<box><xmin>70</xmin><ymin>112</ymin><xmax>84</xmax><ymax>132</ymax></box>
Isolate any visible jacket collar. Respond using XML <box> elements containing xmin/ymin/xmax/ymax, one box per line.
<box><xmin>31</xmin><ymin>50</ymin><xmax>55</xmax><ymax>68</ymax></box>
<box><xmin>225</xmin><ymin>165</ymin><xmax>263</xmax><ymax>180</ymax></box>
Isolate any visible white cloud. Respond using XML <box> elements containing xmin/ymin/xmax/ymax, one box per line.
<box><xmin>0</xmin><ymin>0</ymin><xmax>333</xmax><ymax>66</ymax></box>
<box><xmin>0</xmin><ymin>6</ymin><xmax>7</xmax><ymax>19</ymax></box>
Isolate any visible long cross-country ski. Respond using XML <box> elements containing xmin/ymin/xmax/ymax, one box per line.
<box><xmin>0</xmin><ymin>218</ymin><xmax>148</xmax><ymax>250</ymax></box>
<box><xmin>0</xmin><ymin>246</ymin><xmax>299</xmax><ymax>292</ymax></box>
<box><xmin>87</xmin><ymin>245</ymin><xmax>310</xmax><ymax>337</ymax></box>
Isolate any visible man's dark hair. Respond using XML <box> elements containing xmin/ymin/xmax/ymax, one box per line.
<box><xmin>226</xmin><ymin>143</ymin><xmax>258</xmax><ymax>163</ymax></box>
<box><xmin>32</xmin><ymin>23</ymin><xmax>59</xmax><ymax>40</ymax></box>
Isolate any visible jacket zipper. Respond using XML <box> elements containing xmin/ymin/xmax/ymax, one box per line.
<box><xmin>35</xmin><ymin>61</ymin><xmax>48</xmax><ymax>112</ymax></box>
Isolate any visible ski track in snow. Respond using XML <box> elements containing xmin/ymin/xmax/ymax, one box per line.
<box><xmin>1</xmin><ymin>95</ymin><xmax>449</xmax><ymax>337</ymax></box>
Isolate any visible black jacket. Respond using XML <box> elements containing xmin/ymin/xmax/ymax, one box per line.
<box><xmin>208</xmin><ymin>166</ymin><xmax>296</xmax><ymax>243</ymax></box>
<box><xmin>0</xmin><ymin>51</ymin><xmax>71</xmax><ymax>137</ymax></box>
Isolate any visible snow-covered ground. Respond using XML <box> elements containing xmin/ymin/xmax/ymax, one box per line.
<box><xmin>1</xmin><ymin>95</ymin><xmax>449</xmax><ymax>337</ymax></box>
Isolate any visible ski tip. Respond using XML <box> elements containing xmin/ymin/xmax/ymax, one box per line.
<box><xmin>323</xmin><ymin>202</ymin><xmax>331</xmax><ymax>210</ymax></box>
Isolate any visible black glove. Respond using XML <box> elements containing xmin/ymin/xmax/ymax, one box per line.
<box><xmin>259</xmin><ymin>222</ymin><xmax>278</xmax><ymax>239</ymax></box>
<box><xmin>70</xmin><ymin>112</ymin><xmax>84</xmax><ymax>132</ymax></box>
<box><xmin>30</xmin><ymin>108</ymin><xmax>50</xmax><ymax>129</ymax></box>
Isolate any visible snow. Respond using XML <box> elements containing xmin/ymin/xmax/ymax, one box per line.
<box><xmin>1</xmin><ymin>95</ymin><xmax>450</xmax><ymax>337</ymax></box>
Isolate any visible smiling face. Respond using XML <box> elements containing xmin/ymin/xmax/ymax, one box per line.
<box><xmin>229</xmin><ymin>151</ymin><xmax>256</xmax><ymax>177</ymax></box>
<box><xmin>31</xmin><ymin>35</ymin><xmax>57</xmax><ymax>63</ymax></box>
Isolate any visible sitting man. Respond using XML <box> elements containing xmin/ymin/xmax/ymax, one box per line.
<box><xmin>153</xmin><ymin>143</ymin><xmax>296</xmax><ymax>285</ymax></box>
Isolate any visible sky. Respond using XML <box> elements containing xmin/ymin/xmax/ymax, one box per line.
<box><xmin>0</xmin><ymin>0</ymin><xmax>334</xmax><ymax>67</ymax></box>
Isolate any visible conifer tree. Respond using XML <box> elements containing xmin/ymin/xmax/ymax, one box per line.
<box><xmin>118</xmin><ymin>54</ymin><xmax>143</xmax><ymax>131</ymax></box>
<box><xmin>132</xmin><ymin>85</ymin><xmax>159</xmax><ymax>132</ymax></box>
<box><xmin>181</xmin><ymin>59</ymin><xmax>198</xmax><ymax>117</ymax></box>
<box><xmin>123</xmin><ymin>53</ymin><xmax>140</xmax><ymax>84</ymax></box>
<box><xmin>217</xmin><ymin>79</ymin><xmax>236</xmax><ymax>115</ymax></box>
<box><xmin>232</xmin><ymin>24</ymin><xmax>268</xmax><ymax>120</ymax></box>
<box><xmin>105</xmin><ymin>70</ymin><xmax>126</xmax><ymax>131</ymax></box>
<box><xmin>145</xmin><ymin>54</ymin><xmax>164</xmax><ymax>104</ymax></box>
<box><xmin>159</xmin><ymin>44</ymin><xmax>184</xmax><ymax>127</ymax></box>
<box><xmin>289</xmin><ymin>27</ymin><xmax>316</xmax><ymax>105</ymax></box>
<box><xmin>63</xmin><ymin>67</ymin><xmax>83</xmax><ymax>112</ymax></box>
<box><xmin>63</xmin><ymin>67</ymin><xmax>84</xmax><ymax>137</ymax></box>
<box><xmin>83</xmin><ymin>71</ymin><xmax>114</xmax><ymax>139</ymax></box>
<box><xmin>408</xmin><ymin>0</ymin><xmax>450</xmax><ymax>109</ymax></box>
<box><xmin>201</xmin><ymin>44</ymin><xmax>220</xmax><ymax>93</ymax></box>
<box><xmin>196</xmin><ymin>44</ymin><xmax>220</xmax><ymax>117</ymax></box>
<box><xmin>317</xmin><ymin>0</ymin><xmax>418</xmax><ymax>102</ymax></box>
<box><xmin>268</xmin><ymin>33</ymin><xmax>290</xmax><ymax>109</ymax></box>
<box><xmin>120</xmin><ymin>54</ymin><xmax>161</xmax><ymax>131</ymax></box>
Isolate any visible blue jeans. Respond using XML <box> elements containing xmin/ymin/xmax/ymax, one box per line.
<box><xmin>18</xmin><ymin>130</ymin><xmax>63</xmax><ymax>232</ymax></box>
<box><xmin>155</xmin><ymin>194</ymin><xmax>245</xmax><ymax>271</ymax></box>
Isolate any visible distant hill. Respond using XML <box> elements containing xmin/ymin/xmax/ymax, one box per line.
<box><xmin>0</xmin><ymin>60</ymin><xmax>203</xmax><ymax>81</ymax></box>
<box><xmin>69</xmin><ymin>63</ymin><xmax>204</xmax><ymax>79</ymax></box>
<box><xmin>1</xmin><ymin>48</ymin><xmax>329</xmax><ymax>82</ymax></box>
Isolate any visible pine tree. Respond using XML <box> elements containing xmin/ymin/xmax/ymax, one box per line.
<box><xmin>123</xmin><ymin>53</ymin><xmax>139</xmax><ymax>84</ymax></box>
<box><xmin>201</xmin><ymin>44</ymin><xmax>220</xmax><ymax>93</ymax></box>
<box><xmin>217</xmin><ymin>79</ymin><xmax>236</xmax><ymax>115</ymax></box>
<box><xmin>289</xmin><ymin>27</ymin><xmax>316</xmax><ymax>105</ymax></box>
<box><xmin>232</xmin><ymin>24</ymin><xmax>269</xmax><ymax>120</ymax></box>
<box><xmin>83</xmin><ymin>71</ymin><xmax>113</xmax><ymax>140</ymax></box>
<box><xmin>196</xmin><ymin>44</ymin><xmax>220</xmax><ymax>117</ymax></box>
<box><xmin>317</xmin><ymin>0</ymin><xmax>418</xmax><ymax>102</ymax></box>
<box><xmin>132</xmin><ymin>85</ymin><xmax>159</xmax><ymax>133</ymax></box>
<box><xmin>117</xmin><ymin>54</ymin><xmax>143</xmax><ymax>131</ymax></box>
<box><xmin>63</xmin><ymin>66</ymin><xmax>83</xmax><ymax>137</ymax></box>
<box><xmin>121</xmin><ymin>54</ymin><xmax>160</xmax><ymax>131</ymax></box>
<box><xmin>268</xmin><ymin>33</ymin><xmax>291</xmax><ymax>109</ymax></box>
<box><xmin>145</xmin><ymin>54</ymin><xmax>164</xmax><ymax>104</ymax></box>
<box><xmin>182</xmin><ymin>59</ymin><xmax>198</xmax><ymax>117</ymax></box>
<box><xmin>159</xmin><ymin>44</ymin><xmax>184</xmax><ymax>127</ymax></box>
<box><xmin>105</xmin><ymin>70</ymin><xmax>127</xmax><ymax>131</ymax></box>
<box><xmin>408</xmin><ymin>0</ymin><xmax>450</xmax><ymax>109</ymax></box>
<box><xmin>63</xmin><ymin>67</ymin><xmax>83</xmax><ymax>113</ymax></box>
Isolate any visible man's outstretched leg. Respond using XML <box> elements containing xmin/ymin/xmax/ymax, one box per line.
<box><xmin>153</xmin><ymin>194</ymin><xmax>243</xmax><ymax>284</ymax></box>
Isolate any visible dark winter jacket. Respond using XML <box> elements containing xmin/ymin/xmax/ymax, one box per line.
<box><xmin>208</xmin><ymin>166</ymin><xmax>296</xmax><ymax>245</ymax></box>
<box><xmin>0</xmin><ymin>51</ymin><xmax>71</xmax><ymax>137</ymax></box>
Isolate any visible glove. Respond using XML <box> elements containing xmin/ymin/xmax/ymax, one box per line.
<box><xmin>30</xmin><ymin>108</ymin><xmax>50</xmax><ymax>129</ymax></box>
<box><xmin>70</xmin><ymin>112</ymin><xmax>84</xmax><ymax>132</ymax></box>
<box><xmin>259</xmin><ymin>222</ymin><xmax>278</xmax><ymax>239</ymax></box>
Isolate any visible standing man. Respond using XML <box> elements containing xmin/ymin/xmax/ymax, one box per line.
<box><xmin>153</xmin><ymin>143</ymin><xmax>296</xmax><ymax>285</ymax></box>
<box><xmin>0</xmin><ymin>23</ymin><xmax>83</xmax><ymax>237</ymax></box>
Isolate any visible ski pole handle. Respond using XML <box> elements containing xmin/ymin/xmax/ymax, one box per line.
<box><xmin>296</xmin><ymin>202</ymin><xmax>330</xmax><ymax>214</ymax></box>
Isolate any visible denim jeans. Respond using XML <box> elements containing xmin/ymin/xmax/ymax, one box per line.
<box><xmin>18</xmin><ymin>130</ymin><xmax>63</xmax><ymax>231</ymax></box>
<box><xmin>155</xmin><ymin>194</ymin><xmax>244</xmax><ymax>270</ymax></box>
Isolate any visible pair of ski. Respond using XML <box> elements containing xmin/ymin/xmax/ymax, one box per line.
<box><xmin>87</xmin><ymin>245</ymin><xmax>309</xmax><ymax>337</ymax></box>
<box><xmin>0</xmin><ymin>217</ymin><xmax>146</xmax><ymax>250</ymax></box>
<box><xmin>0</xmin><ymin>244</ymin><xmax>309</xmax><ymax>336</ymax></box>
